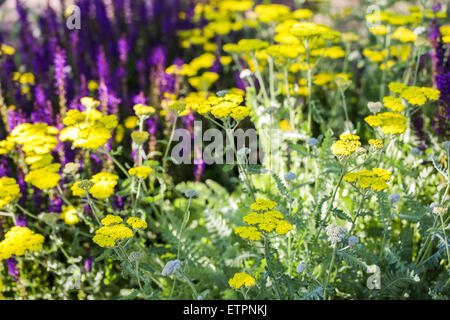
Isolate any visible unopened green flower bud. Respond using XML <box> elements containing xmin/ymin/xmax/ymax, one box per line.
<box><xmin>78</xmin><ymin>180</ymin><xmax>94</xmax><ymax>191</ymax></box>
<box><xmin>131</xmin><ymin>131</ymin><xmax>150</xmax><ymax>144</ymax></box>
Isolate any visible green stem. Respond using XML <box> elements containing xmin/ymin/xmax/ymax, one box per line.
<box><xmin>181</xmin><ymin>273</ymin><xmax>199</xmax><ymax>299</ymax></box>
<box><xmin>349</xmin><ymin>191</ymin><xmax>368</xmax><ymax>234</ymax></box>
<box><xmin>99</xmin><ymin>148</ymin><xmax>131</xmax><ymax>178</ymax></box>
<box><xmin>323</xmin><ymin>246</ymin><xmax>336</xmax><ymax>300</ymax></box>
<box><xmin>135</xmin><ymin>261</ymin><xmax>143</xmax><ymax>291</ymax></box>
<box><xmin>439</xmin><ymin>214</ymin><xmax>450</xmax><ymax>269</ymax></box>
<box><xmin>162</xmin><ymin>115</ymin><xmax>179</xmax><ymax>171</ymax></box>
<box><xmin>338</xmin><ymin>87</ymin><xmax>350</xmax><ymax>132</ymax></box>
<box><xmin>177</xmin><ymin>197</ymin><xmax>192</xmax><ymax>259</ymax></box>
<box><xmin>312</xmin><ymin>172</ymin><xmax>345</xmax><ymax>242</ymax></box>
<box><xmin>264</xmin><ymin>235</ymin><xmax>282</xmax><ymax>300</ymax></box>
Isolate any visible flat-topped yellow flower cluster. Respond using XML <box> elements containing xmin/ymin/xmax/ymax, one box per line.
<box><xmin>60</xmin><ymin>97</ymin><xmax>118</xmax><ymax>149</ymax></box>
<box><xmin>93</xmin><ymin>215</ymin><xmax>147</xmax><ymax>248</ymax></box>
<box><xmin>0</xmin><ymin>226</ymin><xmax>45</xmax><ymax>260</ymax></box>
<box><xmin>343</xmin><ymin>168</ymin><xmax>392</xmax><ymax>191</ymax></box>
<box><xmin>234</xmin><ymin>199</ymin><xmax>293</xmax><ymax>241</ymax></box>
<box><xmin>0</xmin><ymin>177</ymin><xmax>21</xmax><ymax>209</ymax></box>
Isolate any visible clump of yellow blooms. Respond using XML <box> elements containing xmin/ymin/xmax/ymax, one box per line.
<box><xmin>441</xmin><ymin>25</ymin><xmax>450</xmax><ymax>43</ymax></box>
<box><xmin>365</xmin><ymin>112</ymin><xmax>407</xmax><ymax>135</ymax></box>
<box><xmin>0</xmin><ymin>139</ymin><xmax>14</xmax><ymax>154</ymax></box>
<box><xmin>368</xmin><ymin>139</ymin><xmax>384</xmax><ymax>149</ymax></box>
<box><xmin>0</xmin><ymin>226</ymin><xmax>45</xmax><ymax>260</ymax></box>
<box><xmin>133</xmin><ymin>104</ymin><xmax>156</xmax><ymax>116</ymax></box>
<box><xmin>60</xmin><ymin>97</ymin><xmax>118</xmax><ymax>149</ymax></box>
<box><xmin>400</xmin><ymin>87</ymin><xmax>439</xmax><ymax>106</ymax></box>
<box><xmin>369</xmin><ymin>25</ymin><xmax>387</xmax><ymax>36</ymax></box>
<box><xmin>189</xmin><ymin>93</ymin><xmax>249</xmax><ymax>121</ymax></box>
<box><xmin>93</xmin><ymin>224</ymin><xmax>133</xmax><ymax>248</ymax></box>
<box><xmin>126</xmin><ymin>217</ymin><xmax>148</xmax><ymax>230</ymax></box>
<box><xmin>93</xmin><ymin>214</ymin><xmax>144</xmax><ymax>248</ymax></box>
<box><xmin>128</xmin><ymin>166</ymin><xmax>153</xmax><ymax>179</ymax></box>
<box><xmin>387</xmin><ymin>82</ymin><xmax>440</xmax><ymax>106</ymax></box>
<box><xmin>390</xmin><ymin>45</ymin><xmax>411</xmax><ymax>62</ymax></box>
<box><xmin>219</xmin><ymin>0</ymin><xmax>254</xmax><ymax>12</ymax></box>
<box><xmin>292</xmin><ymin>8</ymin><xmax>313</xmax><ymax>20</ymax></box>
<box><xmin>101</xmin><ymin>214</ymin><xmax>123</xmax><ymax>225</ymax></box>
<box><xmin>72</xmin><ymin>172</ymin><xmax>119</xmax><ymax>199</ymax></box>
<box><xmin>250</xmin><ymin>198</ymin><xmax>277</xmax><ymax>211</ymax></box>
<box><xmin>363</xmin><ymin>48</ymin><xmax>387</xmax><ymax>62</ymax></box>
<box><xmin>235</xmin><ymin>199</ymin><xmax>293</xmax><ymax>241</ymax></box>
<box><xmin>392</xmin><ymin>27</ymin><xmax>417</xmax><ymax>43</ymax></box>
<box><xmin>331</xmin><ymin>134</ymin><xmax>361</xmax><ymax>157</ymax></box>
<box><xmin>343</xmin><ymin>168</ymin><xmax>392</xmax><ymax>191</ymax></box>
<box><xmin>0</xmin><ymin>43</ymin><xmax>15</xmax><ymax>56</ymax></box>
<box><xmin>60</xmin><ymin>206</ymin><xmax>79</xmax><ymax>225</ymax></box>
<box><xmin>290</xmin><ymin>22</ymin><xmax>338</xmax><ymax>39</ymax></box>
<box><xmin>25</xmin><ymin>163</ymin><xmax>62</xmax><ymax>190</ymax></box>
<box><xmin>0</xmin><ymin>177</ymin><xmax>21</xmax><ymax>208</ymax></box>
<box><xmin>280</xmin><ymin>119</ymin><xmax>293</xmax><ymax>131</ymax></box>
<box><xmin>6</xmin><ymin>123</ymin><xmax>61</xmax><ymax>189</ymax></box>
<box><xmin>188</xmin><ymin>71</ymin><xmax>219</xmax><ymax>90</ymax></box>
<box><xmin>223</xmin><ymin>39</ymin><xmax>269</xmax><ymax>54</ymax></box>
<box><xmin>124</xmin><ymin>116</ymin><xmax>138</xmax><ymax>129</ymax></box>
<box><xmin>228</xmin><ymin>272</ymin><xmax>256</xmax><ymax>289</ymax></box>
<box><xmin>254</xmin><ymin>4</ymin><xmax>290</xmax><ymax>23</ymax></box>
<box><xmin>383</xmin><ymin>96</ymin><xmax>405</xmax><ymax>112</ymax></box>
<box><xmin>7</xmin><ymin>123</ymin><xmax>58</xmax><ymax>156</ymax></box>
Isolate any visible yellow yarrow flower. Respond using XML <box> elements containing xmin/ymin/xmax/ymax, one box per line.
<box><xmin>291</xmin><ymin>22</ymin><xmax>331</xmax><ymax>38</ymax></box>
<box><xmin>392</xmin><ymin>27</ymin><xmax>417</xmax><ymax>43</ymax></box>
<box><xmin>101</xmin><ymin>214</ymin><xmax>123</xmax><ymax>226</ymax></box>
<box><xmin>9</xmin><ymin>123</ymin><xmax>59</xmax><ymax>155</ymax></box>
<box><xmin>228</xmin><ymin>272</ymin><xmax>255</xmax><ymax>289</ymax></box>
<box><xmin>60</xmin><ymin>104</ymin><xmax>118</xmax><ymax>149</ymax></box>
<box><xmin>236</xmin><ymin>199</ymin><xmax>293</xmax><ymax>240</ymax></box>
<box><xmin>0</xmin><ymin>139</ymin><xmax>15</xmax><ymax>155</ymax></box>
<box><xmin>331</xmin><ymin>134</ymin><xmax>361</xmax><ymax>157</ymax></box>
<box><xmin>254</xmin><ymin>4</ymin><xmax>290</xmax><ymax>23</ymax></box>
<box><xmin>0</xmin><ymin>226</ymin><xmax>45</xmax><ymax>260</ymax></box>
<box><xmin>0</xmin><ymin>43</ymin><xmax>15</xmax><ymax>55</ymax></box>
<box><xmin>72</xmin><ymin>172</ymin><xmax>119</xmax><ymax>199</ymax></box>
<box><xmin>80</xmin><ymin>97</ymin><xmax>100</xmax><ymax>109</ymax></box>
<box><xmin>383</xmin><ymin>96</ymin><xmax>405</xmax><ymax>112</ymax></box>
<box><xmin>134</xmin><ymin>104</ymin><xmax>156</xmax><ymax>116</ymax></box>
<box><xmin>388</xmin><ymin>82</ymin><xmax>407</xmax><ymax>94</ymax></box>
<box><xmin>25</xmin><ymin>163</ymin><xmax>61</xmax><ymax>190</ymax></box>
<box><xmin>368</xmin><ymin>139</ymin><xmax>383</xmax><ymax>149</ymax></box>
<box><xmin>188</xmin><ymin>72</ymin><xmax>219</xmax><ymax>90</ymax></box>
<box><xmin>128</xmin><ymin>166</ymin><xmax>153</xmax><ymax>179</ymax></box>
<box><xmin>190</xmin><ymin>93</ymin><xmax>249</xmax><ymax>121</ymax></box>
<box><xmin>127</xmin><ymin>217</ymin><xmax>148</xmax><ymax>230</ymax></box>
<box><xmin>219</xmin><ymin>0</ymin><xmax>253</xmax><ymax>12</ymax></box>
<box><xmin>280</xmin><ymin>119</ymin><xmax>293</xmax><ymax>131</ymax></box>
<box><xmin>292</xmin><ymin>9</ymin><xmax>313</xmax><ymax>19</ymax></box>
<box><xmin>250</xmin><ymin>199</ymin><xmax>277</xmax><ymax>211</ymax></box>
<box><xmin>124</xmin><ymin>116</ymin><xmax>138</xmax><ymax>129</ymax></box>
<box><xmin>0</xmin><ymin>177</ymin><xmax>21</xmax><ymax>209</ymax></box>
<box><xmin>234</xmin><ymin>226</ymin><xmax>262</xmax><ymax>240</ymax></box>
<box><xmin>93</xmin><ymin>224</ymin><xmax>133</xmax><ymax>248</ymax></box>
<box><xmin>343</xmin><ymin>168</ymin><xmax>391</xmax><ymax>191</ymax></box>
<box><xmin>369</xmin><ymin>25</ymin><xmax>387</xmax><ymax>36</ymax></box>
<box><xmin>400</xmin><ymin>86</ymin><xmax>427</xmax><ymax>106</ymax></box>
<box><xmin>60</xmin><ymin>206</ymin><xmax>79</xmax><ymax>225</ymax></box>
<box><xmin>364</xmin><ymin>112</ymin><xmax>407</xmax><ymax>135</ymax></box>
